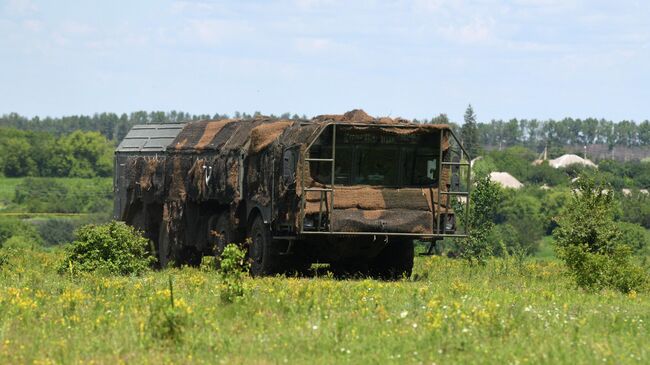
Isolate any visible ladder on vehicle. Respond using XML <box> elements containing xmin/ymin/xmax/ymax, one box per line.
<box><xmin>435</xmin><ymin>129</ymin><xmax>472</xmax><ymax>237</ymax></box>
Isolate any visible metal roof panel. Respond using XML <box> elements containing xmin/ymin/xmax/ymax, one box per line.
<box><xmin>116</xmin><ymin>123</ymin><xmax>186</xmax><ymax>152</ymax></box>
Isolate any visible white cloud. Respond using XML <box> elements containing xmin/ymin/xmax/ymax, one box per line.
<box><xmin>293</xmin><ymin>0</ymin><xmax>340</xmax><ymax>10</ymax></box>
<box><xmin>60</xmin><ymin>21</ymin><xmax>94</xmax><ymax>36</ymax></box>
<box><xmin>170</xmin><ymin>0</ymin><xmax>221</xmax><ymax>14</ymax></box>
<box><xmin>4</xmin><ymin>0</ymin><xmax>38</xmax><ymax>15</ymax></box>
<box><xmin>179</xmin><ymin>19</ymin><xmax>253</xmax><ymax>46</ymax></box>
<box><xmin>295</xmin><ymin>37</ymin><xmax>335</xmax><ymax>52</ymax></box>
<box><xmin>438</xmin><ymin>17</ymin><xmax>496</xmax><ymax>44</ymax></box>
<box><xmin>413</xmin><ymin>0</ymin><xmax>447</xmax><ymax>12</ymax></box>
<box><xmin>22</xmin><ymin>19</ymin><xmax>41</xmax><ymax>32</ymax></box>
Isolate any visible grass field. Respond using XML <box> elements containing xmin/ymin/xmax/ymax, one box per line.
<box><xmin>0</xmin><ymin>246</ymin><xmax>647</xmax><ymax>364</ymax></box>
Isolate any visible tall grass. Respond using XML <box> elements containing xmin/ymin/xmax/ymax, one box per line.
<box><xmin>0</xmin><ymin>245</ymin><xmax>647</xmax><ymax>364</ymax></box>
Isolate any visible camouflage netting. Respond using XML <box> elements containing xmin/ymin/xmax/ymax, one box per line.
<box><xmin>121</xmin><ymin>109</ymin><xmax>454</xmax><ymax>237</ymax></box>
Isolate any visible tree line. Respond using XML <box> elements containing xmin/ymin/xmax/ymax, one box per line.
<box><xmin>0</xmin><ymin>111</ymin><xmax>307</xmax><ymax>143</ymax></box>
<box><xmin>0</xmin><ymin>128</ymin><xmax>113</xmax><ymax>178</ymax></box>
<box><xmin>2</xmin><ymin>110</ymin><xmax>649</xmax><ymax>149</ymax></box>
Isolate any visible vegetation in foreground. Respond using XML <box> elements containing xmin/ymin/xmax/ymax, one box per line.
<box><xmin>0</xmin><ymin>242</ymin><xmax>648</xmax><ymax>364</ymax></box>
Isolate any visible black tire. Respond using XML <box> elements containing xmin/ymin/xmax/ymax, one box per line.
<box><xmin>177</xmin><ymin>246</ymin><xmax>203</xmax><ymax>267</ymax></box>
<box><xmin>208</xmin><ymin>213</ymin><xmax>235</xmax><ymax>268</ymax></box>
<box><xmin>248</xmin><ymin>215</ymin><xmax>278</xmax><ymax>276</ymax></box>
<box><xmin>369</xmin><ymin>240</ymin><xmax>414</xmax><ymax>280</ymax></box>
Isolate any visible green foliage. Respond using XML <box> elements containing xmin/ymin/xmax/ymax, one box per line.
<box><xmin>12</xmin><ymin>177</ymin><xmax>112</xmax><ymax>214</ymax></box>
<box><xmin>618</xmin><ymin>192</ymin><xmax>650</xmax><ymax>229</ymax></box>
<box><xmin>58</xmin><ymin>131</ymin><xmax>113</xmax><ymax>178</ymax></box>
<box><xmin>2</xmin><ymin>138</ymin><xmax>37</xmax><ymax>177</ymax></box>
<box><xmin>553</xmin><ymin>177</ymin><xmax>649</xmax><ymax>293</ymax></box>
<box><xmin>487</xmin><ymin>146</ymin><xmax>537</xmax><ymax>182</ymax></box>
<box><xmin>36</xmin><ymin>219</ymin><xmax>77</xmax><ymax>246</ymax></box>
<box><xmin>147</xmin><ymin>277</ymin><xmax>190</xmax><ymax>343</ymax></box>
<box><xmin>615</xmin><ymin>222</ymin><xmax>650</xmax><ymax>255</ymax></box>
<box><xmin>488</xmin><ymin>223</ymin><xmax>521</xmax><ymax>256</ymax></box>
<box><xmin>0</xmin><ymin>128</ymin><xmax>114</xmax><ymax>178</ymax></box>
<box><xmin>1</xmin><ymin>245</ymin><xmax>650</xmax><ymax>363</ymax></box>
<box><xmin>460</xmin><ymin>104</ymin><xmax>480</xmax><ymax>157</ymax></box>
<box><xmin>59</xmin><ymin>221</ymin><xmax>154</xmax><ymax>276</ymax></box>
<box><xmin>218</xmin><ymin>243</ymin><xmax>249</xmax><ymax>302</ymax></box>
<box><xmin>539</xmin><ymin>188</ymin><xmax>573</xmax><ymax>234</ymax></box>
<box><xmin>0</xmin><ymin>217</ymin><xmax>42</xmax><ymax>247</ymax></box>
<box><xmin>470</xmin><ymin>156</ymin><xmax>496</xmax><ymax>179</ymax></box>
<box><xmin>458</xmin><ymin>176</ymin><xmax>501</xmax><ymax>263</ymax></box>
<box><xmin>527</xmin><ymin>162</ymin><xmax>567</xmax><ymax>186</ymax></box>
<box><xmin>495</xmin><ymin>188</ymin><xmax>544</xmax><ymax>254</ymax></box>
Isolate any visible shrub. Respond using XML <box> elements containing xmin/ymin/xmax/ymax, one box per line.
<box><xmin>471</xmin><ymin>156</ymin><xmax>497</xmax><ymax>179</ymax></box>
<box><xmin>0</xmin><ymin>218</ymin><xmax>42</xmax><ymax>247</ymax></box>
<box><xmin>553</xmin><ymin>176</ymin><xmax>649</xmax><ymax>293</ymax></box>
<box><xmin>527</xmin><ymin>162</ymin><xmax>567</xmax><ymax>186</ymax></box>
<box><xmin>615</xmin><ymin>221</ymin><xmax>650</xmax><ymax>255</ymax></box>
<box><xmin>148</xmin><ymin>277</ymin><xmax>191</xmax><ymax>343</ymax></box>
<box><xmin>59</xmin><ymin>221</ymin><xmax>154</xmax><ymax>276</ymax></box>
<box><xmin>218</xmin><ymin>243</ymin><xmax>249</xmax><ymax>302</ymax></box>
<box><xmin>489</xmin><ymin>224</ymin><xmax>522</xmax><ymax>256</ymax></box>
<box><xmin>619</xmin><ymin>193</ymin><xmax>650</xmax><ymax>229</ymax></box>
<box><xmin>496</xmin><ymin>189</ymin><xmax>544</xmax><ymax>254</ymax></box>
<box><xmin>456</xmin><ymin>176</ymin><xmax>501</xmax><ymax>264</ymax></box>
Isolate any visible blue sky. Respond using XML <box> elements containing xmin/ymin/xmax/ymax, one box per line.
<box><xmin>0</xmin><ymin>0</ymin><xmax>648</xmax><ymax>123</ymax></box>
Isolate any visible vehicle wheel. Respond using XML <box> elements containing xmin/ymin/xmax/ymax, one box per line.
<box><xmin>158</xmin><ymin>223</ymin><xmax>202</xmax><ymax>267</ymax></box>
<box><xmin>208</xmin><ymin>213</ymin><xmax>234</xmax><ymax>265</ymax></box>
<box><xmin>129</xmin><ymin>206</ymin><xmax>146</xmax><ymax>232</ymax></box>
<box><xmin>369</xmin><ymin>240</ymin><xmax>414</xmax><ymax>280</ymax></box>
<box><xmin>158</xmin><ymin>224</ymin><xmax>172</xmax><ymax>268</ymax></box>
<box><xmin>248</xmin><ymin>215</ymin><xmax>278</xmax><ymax>276</ymax></box>
<box><xmin>177</xmin><ymin>246</ymin><xmax>203</xmax><ymax>267</ymax></box>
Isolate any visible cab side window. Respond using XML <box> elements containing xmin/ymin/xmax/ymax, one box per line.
<box><xmin>282</xmin><ymin>149</ymin><xmax>296</xmax><ymax>185</ymax></box>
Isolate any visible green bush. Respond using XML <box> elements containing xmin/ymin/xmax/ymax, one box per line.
<box><xmin>59</xmin><ymin>221</ymin><xmax>154</xmax><ymax>276</ymax></box>
<box><xmin>0</xmin><ymin>218</ymin><xmax>42</xmax><ymax>247</ymax></box>
<box><xmin>527</xmin><ymin>162</ymin><xmax>567</xmax><ymax>186</ymax></box>
<box><xmin>619</xmin><ymin>193</ymin><xmax>650</xmax><ymax>229</ymax></box>
<box><xmin>553</xmin><ymin>177</ymin><xmax>649</xmax><ymax>293</ymax></box>
<box><xmin>147</xmin><ymin>278</ymin><xmax>190</xmax><ymax>343</ymax></box>
<box><xmin>540</xmin><ymin>188</ymin><xmax>573</xmax><ymax>234</ymax></box>
<box><xmin>615</xmin><ymin>221</ymin><xmax>650</xmax><ymax>255</ymax></box>
<box><xmin>457</xmin><ymin>176</ymin><xmax>501</xmax><ymax>264</ymax></box>
<box><xmin>496</xmin><ymin>189</ymin><xmax>544</xmax><ymax>254</ymax></box>
<box><xmin>218</xmin><ymin>243</ymin><xmax>249</xmax><ymax>302</ymax></box>
<box><xmin>488</xmin><ymin>223</ymin><xmax>520</xmax><ymax>256</ymax></box>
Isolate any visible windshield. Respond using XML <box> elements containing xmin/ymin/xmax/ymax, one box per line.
<box><xmin>309</xmin><ymin>128</ymin><xmax>441</xmax><ymax>187</ymax></box>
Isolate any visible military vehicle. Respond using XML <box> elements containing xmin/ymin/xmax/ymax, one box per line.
<box><xmin>114</xmin><ymin>110</ymin><xmax>471</xmax><ymax>278</ymax></box>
